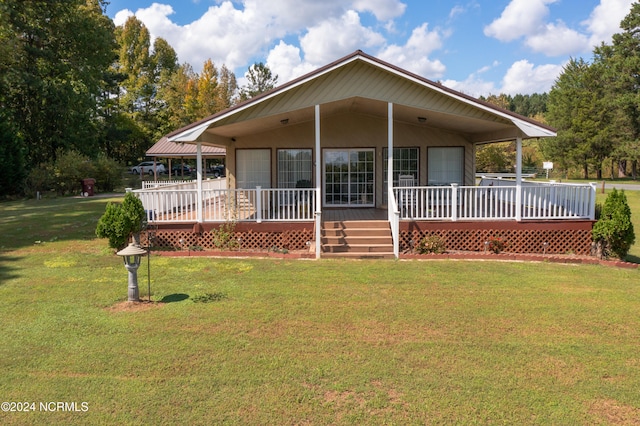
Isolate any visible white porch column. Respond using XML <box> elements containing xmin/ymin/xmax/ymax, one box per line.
<box><xmin>315</xmin><ymin>104</ymin><xmax>322</xmax><ymax>259</ymax></box>
<box><xmin>388</xmin><ymin>102</ymin><xmax>400</xmax><ymax>259</ymax></box>
<box><xmin>515</xmin><ymin>136</ymin><xmax>522</xmax><ymax>222</ymax></box>
<box><xmin>196</xmin><ymin>142</ymin><xmax>203</xmax><ymax>223</ymax></box>
<box><xmin>387</xmin><ymin>102</ymin><xmax>394</xmax><ymax>218</ymax></box>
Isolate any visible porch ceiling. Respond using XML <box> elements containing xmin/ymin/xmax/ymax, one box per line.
<box><xmin>199</xmin><ymin>97</ymin><xmax>521</xmax><ymax>145</ymax></box>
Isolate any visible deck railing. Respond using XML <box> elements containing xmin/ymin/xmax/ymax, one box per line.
<box><xmin>135</xmin><ymin>179</ymin><xmax>596</xmax><ymax>224</ymax></box>
<box><xmin>141</xmin><ymin>178</ymin><xmax>226</xmax><ymax>191</ymax></box>
<box><xmin>394</xmin><ymin>179</ymin><xmax>596</xmax><ymax>221</ymax></box>
<box><xmin>135</xmin><ymin>185</ymin><xmax>316</xmax><ymax>223</ymax></box>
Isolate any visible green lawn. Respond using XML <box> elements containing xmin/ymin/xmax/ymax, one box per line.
<box><xmin>1</xmin><ymin>195</ymin><xmax>639</xmax><ymax>425</ymax></box>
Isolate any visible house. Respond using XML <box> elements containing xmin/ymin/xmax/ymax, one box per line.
<box><xmin>135</xmin><ymin>50</ymin><xmax>596</xmax><ymax>259</ymax></box>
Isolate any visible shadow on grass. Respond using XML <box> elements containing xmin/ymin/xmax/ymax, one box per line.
<box><xmin>0</xmin><ymin>254</ymin><xmax>23</xmax><ymax>284</ymax></box>
<box><xmin>625</xmin><ymin>254</ymin><xmax>640</xmax><ymax>264</ymax></box>
<box><xmin>160</xmin><ymin>293</ymin><xmax>190</xmax><ymax>303</ymax></box>
<box><xmin>0</xmin><ymin>195</ymin><xmax>124</xmax><ymax>251</ymax></box>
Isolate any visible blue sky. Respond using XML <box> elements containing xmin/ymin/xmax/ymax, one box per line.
<box><xmin>105</xmin><ymin>0</ymin><xmax>634</xmax><ymax>97</ymax></box>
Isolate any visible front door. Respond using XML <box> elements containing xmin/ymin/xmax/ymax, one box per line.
<box><xmin>323</xmin><ymin>149</ymin><xmax>374</xmax><ymax>207</ymax></box>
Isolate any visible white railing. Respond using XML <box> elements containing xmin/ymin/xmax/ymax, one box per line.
<box><xmin>135</xmin><ymin>185</ymin><xmax>316</xmax><ymax>223</ymax></box>
<box><xmin>394</xmin><ymin>180</ymin><xmax>596</xmax><ymax>221</ymax></box>
<box><xmin>141</xmin><ymin>178</ymin><xmax>226</xmax><ymax>191</ymax></box>
<box><xmin>388</xmin><ymin>186</ymin><xmax>400</xmax><ymax>258</ymax></box>
<box><xmin>135</xmin><ymin>179</ymin><xmax>595</xmax><ymax>224</ymax></box>
<box><xmin>141</xmin><ymin>179</ymin><xmax>193</xmax><ymax>189</ymax></box>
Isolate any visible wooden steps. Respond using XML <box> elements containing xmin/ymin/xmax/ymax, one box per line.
<box><xmin>321</xmin><ymin>220</ymin><xmax>394</xmax><ymax>259</ymax></box>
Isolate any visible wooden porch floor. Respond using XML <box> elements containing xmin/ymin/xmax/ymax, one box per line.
<box><xmin>323</xmin><ymin>208</ymin><xmax>387</xmax><ymax>221</ymax></box>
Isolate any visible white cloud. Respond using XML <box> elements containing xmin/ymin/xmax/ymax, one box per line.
<box><xmin>524</xmin><ymin>21</ymin><xmax>589</xmax><ymax>56</ymax></box>
<box><xmin>485</xmin><ymin>0</ymin><xmax>633</xmax><ymax>57</ymax></box>
<box><xmin>300</xmin><ymin>10</ymin><xmax>386</xmax><ymax>66</ymax></box>
<box><xmin>113</xmin><ymin>9</ymin><xmax>134</xmax><ymax>26</ymax></box>
<box><xmin>500</xmin><ymin>59</ymin><xmax>564</xmax><ymax>94</ymax></box>
<box><xmin>583</xmin><ymin>0</ymin><xmax>634</xmax><ymax>48</ymax></box>
<box><xmin>266</xmin><ymin>41</ymin><xmax>316</xmax><ymax>85</ymax></box>
<box><xmin>443</xmin><ymin>59</ymin><xmax>564</xmax><ymax>97</ymax></box>
<box><xmin>441</xmin><ymin>76</ymin><xmax>498</xmax><ymax>98</ymax></box>
<box><xmin>352</xmin><ymin>0</ymin><xmax>406</xmax><ymax>21</ymax></box>
<box><xmin>484</xmin><ymin>0</ymin><xmax>556</xmax><ymax>42</ymax></box>
<box><xmin>378</xmin><ymin>23</ymin><xmax>447</xmax><ymax>79</ymax></box>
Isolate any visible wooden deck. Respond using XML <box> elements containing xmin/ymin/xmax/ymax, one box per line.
<box><xmin>323</xmin><ymin>208</ymin><xmax>387</xmax><ymax>221</ymax></box>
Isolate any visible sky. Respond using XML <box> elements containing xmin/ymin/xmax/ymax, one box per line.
<box><xmin>105</xmin><ymin>0</ymin><xmax>636</xmax><ymax>97</ymax></box>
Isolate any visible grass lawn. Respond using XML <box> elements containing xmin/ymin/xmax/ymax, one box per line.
<box><xmin>1</xmin><ymin>194</ymin><xmax>639</xmax><ymax>425</ymax></box>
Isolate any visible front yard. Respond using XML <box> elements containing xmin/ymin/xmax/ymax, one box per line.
<box><xmin>0</xmin><ymin>195</ymin><xmax>639</xmax><ymax>424</ymax></box>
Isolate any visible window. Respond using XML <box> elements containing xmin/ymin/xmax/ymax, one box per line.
<box><xmin>383</xmin><ymin>147</ymin><xmax>419</xmax><ymax>203</ymax></box>
<box><xmin>277</xmin><ymin>149</ymin><xmax>312</xmax><ymax>188</ymax></box>
<box><xmin>428</xmin><ymin>147</ymin><xmax>464</xmax><ymax>185</ymax></box>
<box><xmin>236</xmin><ymin>149</ymin><xmax>271</xmax><ymax>189</ymax></box>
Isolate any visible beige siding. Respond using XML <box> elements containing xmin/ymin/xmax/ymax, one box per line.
<box><xmin>229</xmin><ymin>111</ymin><xmax>473</xmax><ymax>207</ymax></box>
<box><xmin>220</xmin><ymin>61</ymin><xmax>509</xmax><ymax>127</ymax></box>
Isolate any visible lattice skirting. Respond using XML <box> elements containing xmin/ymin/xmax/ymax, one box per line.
<box><xmin>142</xmin><ymin>220</ymin><xmax>594</xmax><ymax>255</ymax></box>
<box><xmin>400</xmin><ymin>220</ymin><xmax>594</xmax><ymax>255</ymax></box>
<box><xmin>142</xmin><ymin>222</ymin><xmax>314</xmax><ymax>251</ymax></box>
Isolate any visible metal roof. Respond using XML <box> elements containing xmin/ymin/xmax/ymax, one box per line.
<box><xmin>146</xmin><ymin>136</ymin><xmax>226</xmax><ymax>158</ymax></box>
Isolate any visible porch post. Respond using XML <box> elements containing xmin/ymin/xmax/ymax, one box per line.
<box><xmin>387</xmin><ymin>102</ymin><xmax>394</xmax><ymax>218</ymax></box>
<box><xmin>196</xmin><ymin>142</ymin><xmax>203</xmax><ymax>223</ymax></box>
<box><xmin>315</xmin><ymin>104</ymin><xmax>322</xmax><ymax>259</ymax></box>
<box><xmin>589</xmin><ymin>182</ymin><xmax>597</xmax><ymax>220</ymax></box>
<box><xmin>388</xmin><ymin>102</ymin><xmax>399</xmax><ymax>259</ymax></box>
<box><xmin>515</xmin><ymin>136</ymin><xmax>522</xmax><ymax>221</ymax></box>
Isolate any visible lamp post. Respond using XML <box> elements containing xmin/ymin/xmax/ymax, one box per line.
<box><xmin>116</xmin><ymin>242</ymin><xmax>147</xmax><ymax>302</ymax></box>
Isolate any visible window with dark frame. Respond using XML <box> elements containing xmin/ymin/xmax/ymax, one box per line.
<box><xmin>277</xmin><ymin>149</ymin><xmax>313</xmax><ymax>188</ymax></box>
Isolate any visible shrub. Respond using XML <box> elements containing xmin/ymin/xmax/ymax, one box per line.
<box><xmin>95</xmin><ymin>201</ymin><xmax>128</xmax><ymax>249</ymax></box>
<box><xmin>93</xmin><ymin>155</ymin><xmax>124</xmax><ymax>192</ymax></box>
<box><xmin>53</xmin><ymin>149</ymin><xmax>93</xmax><ymax>195</ymax></box>
<box><xmin>211</xmin><ymin>222</ymin><xmax>239</xmax><ymax>250</ymax></box>
<box><xmin>487</xmin><ymin>236</ymin><xmax>505</xmax><ymax>254</ymax></box>
<box><xmin>592</xmin><ymin>189</ymin><xmax>635</xmax><ymax>260</ymax></box>
<box><xmin>95</xmin><ymin>192</ymin><xmax>147</xmax><ymax>250</ymax></box>
<box><xmin>24</xmin><ymin>163</ymin><xmax>56</xmax><ymax>198</ymax></box>
<box><xmin>416</xmin><ymin>235</ymin><xmax>446</xmax><ymax>254</ymax></box>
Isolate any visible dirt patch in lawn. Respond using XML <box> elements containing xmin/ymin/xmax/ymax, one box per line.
<box><xmin>588</xmin><ymin>399</ymin><xmax>640</xmax><ymax>425</ymax></box>
<box><xmin>106</xmin><ymin>300</ymin><xmax>163</xmax><ymax>313</ymax></box>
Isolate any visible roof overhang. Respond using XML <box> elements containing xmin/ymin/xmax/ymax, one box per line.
<box><xmin>166</xmin><ymin>51</ymin><xmax>556</xmax><ymax>146</ymax></box>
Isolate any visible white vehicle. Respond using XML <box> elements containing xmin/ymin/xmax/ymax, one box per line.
<box><xmin>130</xmin><ymin>161</ymin><xmax>166</xmax><ymax>175</ymax></box>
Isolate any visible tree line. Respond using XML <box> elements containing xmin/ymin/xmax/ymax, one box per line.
<box><xmin>477</xmin><ymin>3</ymin><xmax>640</xmax><ymax>180</ymax></box>
<box><xmin>0</xmin><ymin>0</ymin><xmax>277</xmax><ymax>197</ymax></box>
<box><xmin>2</xmin><ymin>1</ymin><xmax>639</xmax><ymax>197</ymax></box>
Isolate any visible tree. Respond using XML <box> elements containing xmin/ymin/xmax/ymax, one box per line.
<box><xmin>196</xmin><ymin>59</ymin><xmax>220</xmax><ymax>117</ymax></box>
<box><xmin>0</xmin><ymin>0</ymin><xmax>117</xmax><ymax>168</ymax></box>
<box><xmin>239</xmin><ymin>62</ymin><xmax>278</xmax><ymax>101</ymax></box>
<box><xmin>476</xmin><ymin>144</ymin><xmax>512</xmax><ymax>173</ymax></box>
<box><xmin>544</xmin><ymin>58</ymin><xmax>614</xmax><ymax>178</ymax></box>
<box><xmin>216</xmin><ymin>64</ymin><xmax>238</xmax><ymax>110</ymax></box>
<box><xmin>593</xmin><ymin>3</ymin><xmax>640</xmax><ymax>179</ymax></box>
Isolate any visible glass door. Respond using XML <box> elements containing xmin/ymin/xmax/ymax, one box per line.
<box><xmin>324</xmin><ymin>149</ymin><xmax>374</xmax><ymax>207</ymax></box>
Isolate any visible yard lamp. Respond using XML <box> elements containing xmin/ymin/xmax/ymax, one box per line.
<box><xmin>116</xmin><ymin>243</ymin><xmax>147</xmax><ymax>302</ymax></box>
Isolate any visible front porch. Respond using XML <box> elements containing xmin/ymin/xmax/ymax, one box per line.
<box><xmin>135</xmin><ymin>178</ymin><xmax>596</xmax><ymax>258</ymax></box>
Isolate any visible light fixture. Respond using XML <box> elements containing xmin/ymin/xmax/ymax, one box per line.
<box><xmin>280</xmin><ymin>118</ymin><xmax>289</xmax><ymax>125</ymax></box>
<box><xmin>116</xmin><ymin>242</ymin><xmax>147</xmax><ymax>302</ymax></box>
<box><xmin>417</xmin><ymin>116</ymin><xmax>427</xmax><ymax>123</ymax></box>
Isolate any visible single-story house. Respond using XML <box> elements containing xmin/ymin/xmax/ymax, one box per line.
<box><xmin>135</xmin><ymin>50</ymin><xmax>596</xmax><ymax>259</ymax></box>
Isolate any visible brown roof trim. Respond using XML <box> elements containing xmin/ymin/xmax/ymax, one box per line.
<box><xmin>164</xmin><ymin>50</ymin><xmax>555</xmax><ymax>141</ymax></box>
